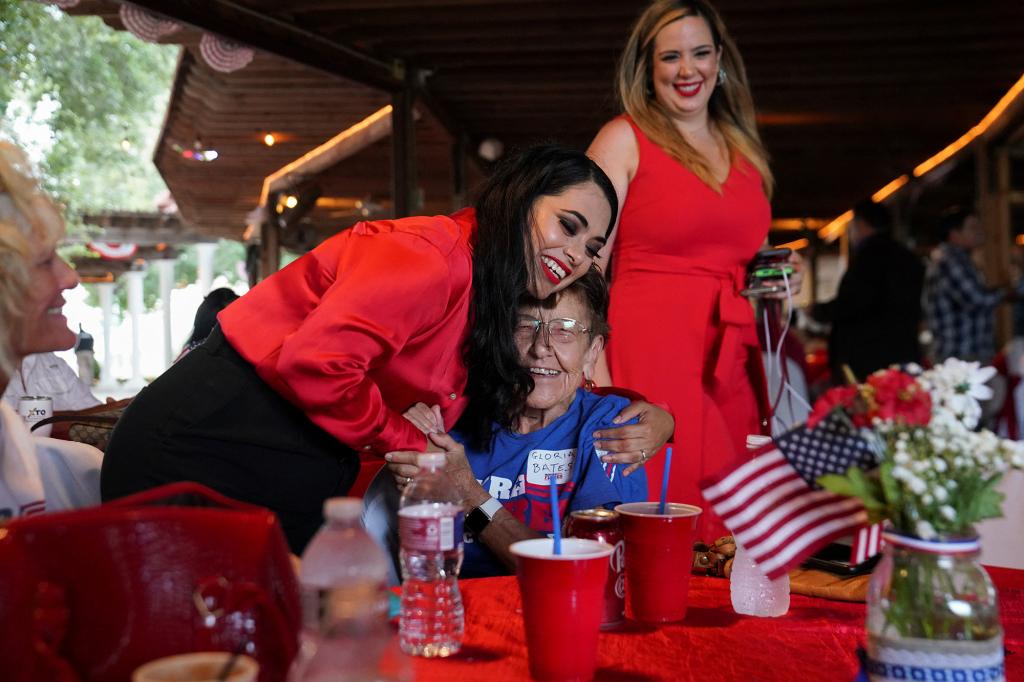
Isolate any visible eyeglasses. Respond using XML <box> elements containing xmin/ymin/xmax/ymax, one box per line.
<box><xmin>514</xmin><ymin>317</ymin><xmax>591</xmax><ymax>346</ymax></box>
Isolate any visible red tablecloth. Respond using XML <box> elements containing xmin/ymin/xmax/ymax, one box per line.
<box><xmin>411</xmin><ymin>567</ymin><xmax>1024</xmax><ymax>681</ymax></box>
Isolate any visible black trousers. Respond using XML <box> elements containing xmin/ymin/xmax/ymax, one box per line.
<box><xmin>101</xmin><ymin>327</ymin><xmax>359</xmax><ymax>554</ymax></box>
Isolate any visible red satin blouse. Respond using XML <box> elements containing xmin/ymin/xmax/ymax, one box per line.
<box><xmin>219</xmin><ymin>209</ymin><xmax>476</xmax><ymax>455</ymax></box>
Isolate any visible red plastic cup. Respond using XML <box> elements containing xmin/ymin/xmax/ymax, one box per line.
<box><xmin>510</xmin><ymin>538</ymin><xmax>614</xmax><ymax>682</ymax></box>
<box><xmin>615</xmin><ymin>502</ymin><xmax>702</xmax><ymax>623</ymax></box>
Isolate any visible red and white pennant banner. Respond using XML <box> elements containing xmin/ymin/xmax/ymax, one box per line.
<box><xmin>119</xmin><ymin>4</ymin><xmax>182</xmax><ymax>43</ymax></box>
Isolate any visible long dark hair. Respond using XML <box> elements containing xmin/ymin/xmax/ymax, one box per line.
<box><xmin>458</xmin><ymin>144</ymin><xmax>618</xmax><ymax>449</ymax></box>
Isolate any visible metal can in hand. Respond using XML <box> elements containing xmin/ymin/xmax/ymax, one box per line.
<box><xmin>566</xmin><ymin>508</ymin><xmax>624</xmax><ymax>629</ymax></box>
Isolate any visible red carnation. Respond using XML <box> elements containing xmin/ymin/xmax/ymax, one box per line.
<box><xmin>809</xmin><ymin>385</ymin><xmax>858</xmax><ymax>428</ymax></box>
<box><xmin>866</xmin><ymin>369</ymin><xmax>931</xmax><ymax>426</ymax></box>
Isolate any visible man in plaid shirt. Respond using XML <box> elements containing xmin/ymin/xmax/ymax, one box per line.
<box><xmin>925</xmin><ymin>207</ymin><xmax>1010</xmax><ymax>363</ymax></box>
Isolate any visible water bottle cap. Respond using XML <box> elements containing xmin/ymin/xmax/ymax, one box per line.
<box><xmin>417</xmin><ymin>452</ymin><xmax>446</xmax><ymax>468</ymax></box>
<box><xmin>746</xmin><ymin>434</ymin><xmax>773</xmax><ymax>450</ymax></box>
<box><xmin>323</xmin><ymin>497</ymin><xmax>362</xmax><ymax>521</ymax></box>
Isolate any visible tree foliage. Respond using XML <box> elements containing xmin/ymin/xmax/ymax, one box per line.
<box><xmin>0</xmin><ymin>0</ymin><xmax>177</xmax><ymax>220</ymax></box>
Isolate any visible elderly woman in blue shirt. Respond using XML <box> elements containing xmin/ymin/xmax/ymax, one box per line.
<box><xmin>374</xmin><ymin>269</ymin><xmax>648</xmax><ymax>578</ymax></box>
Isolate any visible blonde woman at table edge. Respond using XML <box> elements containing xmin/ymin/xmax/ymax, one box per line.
<box><xmin>587</xmin><ymin>0</ymin><xmax>802</xmax><ymax>542</ymax></box>
<box><xmin>0</xmin><ymin>140</ymin><xmax>103</xmax><ymax>521</ymax></box>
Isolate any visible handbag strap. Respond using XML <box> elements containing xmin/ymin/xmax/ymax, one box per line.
<box><xmin>31</xmin><ymin>415</ymin><xmax>118</xmax><ymax>432</ymax></box>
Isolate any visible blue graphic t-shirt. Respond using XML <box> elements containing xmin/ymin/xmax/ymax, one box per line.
<box><xmin>456</xmin><ymin>389</ymin><xmax>648</xmax><ymax>577</ymax></box>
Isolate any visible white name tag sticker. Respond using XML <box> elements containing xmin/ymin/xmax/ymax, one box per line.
<box><xmin>526</xmin><ymin>448</ymin><xmax>576</xmax><ymax>485</ymax></box>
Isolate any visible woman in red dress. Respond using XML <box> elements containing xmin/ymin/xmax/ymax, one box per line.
<box><xmin>589</xmin><ymin>0</ymin><xmax>801</xmax><ymax>541</ymax></box>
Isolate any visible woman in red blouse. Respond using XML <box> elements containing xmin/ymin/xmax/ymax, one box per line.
<box><xmin>100</xmin><ymin>145</ymin><xmax>673</xmax><ymax>552</ymax></box>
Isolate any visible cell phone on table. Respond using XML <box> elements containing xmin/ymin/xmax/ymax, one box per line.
<box><xmin>741</xmin><ymin>247</ymin><xmax>793</xmax><ymax>298</ymax></box>
<box><xmin>803</xmin><ymin>541</ymin><xmax>881</xmax><ymax>576</ymax></box>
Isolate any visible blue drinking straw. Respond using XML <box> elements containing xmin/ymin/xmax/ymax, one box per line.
<box><xmin>658</xmin><ymin>447</ymin><xmax>673</xmax><ymax>514</ymax></box>
<box><xmin>549</xmin><ymin>474</ymin><xmax>562</xmax><ymax>555</ymax></box>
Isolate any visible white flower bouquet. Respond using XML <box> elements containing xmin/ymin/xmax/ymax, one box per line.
<box><xmin>814</xmin><ymin>359</ymin><xmax>1024</xmax><ymax>539</ymax></box>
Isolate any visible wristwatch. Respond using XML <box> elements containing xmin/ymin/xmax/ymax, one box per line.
<box><xmin>465</xmin><ymin>496</ymin><xmax>503</xmax><ymax>536</ymax></box>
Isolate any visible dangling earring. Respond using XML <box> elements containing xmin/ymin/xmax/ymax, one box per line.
<box><xmin>583</xmin><ymin>376</ymin><xmax>596</xmax><ymax>392</ymax></box>
<box><xmin>717</xmin><ymin>67</ymin><xmax>727</xmax><ymax>86</ymax></box>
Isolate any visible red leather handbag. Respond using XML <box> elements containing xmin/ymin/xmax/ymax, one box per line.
<box><xmin>0</xmin><ymin>482</ymin><xmax>302</xmax><ymax>681</ymax></box>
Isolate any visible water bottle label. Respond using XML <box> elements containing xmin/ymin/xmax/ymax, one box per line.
<box><xmin>399</xmin><ymin>511</ymin><xmax>465</xmax><ymax>552</ymax></box>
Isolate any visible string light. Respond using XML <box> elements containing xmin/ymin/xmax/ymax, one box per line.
<box><xmin>818</xmin><ymin>71</ymin><xmax>1024</xmax><ymax>242</ymax></box>
<box><xmin>871</xmin><ymin>175</ymin><xmax>909</xmax><ymax>203</ymax></box>
<box><xmin>775</xmin><ymin>238</ymin><xmax>810</xmax><ymax>251</ymax></box>
<box><xmin>264</xmin><ymin>133</ymin><xmax>276</xmax><ymax>147</ymax></box>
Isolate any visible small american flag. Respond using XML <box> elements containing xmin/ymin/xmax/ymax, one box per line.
<box><xmin>700</xmin><ymin>413</ymin><xmax>876</xmax><ymax>579</ymax></box>
<box><xmin>851</xmin><ymin>522</ymin><xmax>885</xmax><ymax>565</ymax></box>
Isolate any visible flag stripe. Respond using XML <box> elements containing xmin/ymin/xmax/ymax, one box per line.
<box><xmin>709</xmin><ymin>459</ymin><xmax>797</xmax><ymax>515</ymax></box>
<box><xmin>724</xmin><ymin>478</ymin><xmax>822</xmax><ymax>534</ymax></box>
<box><xmin>755</xmin><ymin>509</ymin><xmax>869</xmax><ymax>575</ymax></box>
<box><xmin>735</xmin><ymin>491</ymin><xmax>856</xmax><ymax>548</ymax></box>
<box><xmin>701</xmin><ymin>447</ymin><xmax>784</xmax><ymax>499</ymax></box>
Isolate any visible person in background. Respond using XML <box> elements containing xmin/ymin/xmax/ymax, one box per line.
<box><xmin>102</xmin><ymin>145</ymin><xmax>672</xmax><ymax>554</ymax></box>
<box><xmin>2</xmin><ymin>352</ymin><xmax>102</xmax><ymax>412</ymax></box>
<box><xmin>368</xmin><ymin>270</ymin><xmax>647</xmax><ymax>581</ymax></box>
<box><xmin>0</xmin><ymin>139</ymin><xmax>102</xmax><ymax>521</ymax></box>
<box><xmin>812</xmin><ymin>199</ymin><xmax>924</xmax><ymax>383</ymax></box>
<box><xmin>925</xmin><ymin>206</ymin><xmax>1013</xmax><ymax>364</ymax></box>
<box><xmin>175</xmin><ymin>287</ymin><xmax>240</xmax><ymax>362</ymax></box>
<box><xmin>586</xmin><ymin>0</ymin><xmax>801</xmax><ymax>541</ymax></box>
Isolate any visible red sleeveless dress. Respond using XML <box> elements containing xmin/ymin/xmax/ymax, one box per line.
<box><xmin>607</xmin><ymin>116</ymin><xmax>771</xmax><ymax>542</ymax></box>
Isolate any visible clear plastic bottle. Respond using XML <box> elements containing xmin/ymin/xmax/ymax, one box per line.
<box><xmin>730</xmin><ymin>542</ymin><xmax>790</xmax><ymax>617</ymax></box>
<box><xmin>398</xmin><ymin>452</ymin><xmax>465</xmax><ymax>658</ymax></box>
<box><xmin>290</xmin><ymin>497</ymin><xmax>408</xmax><ymax>682</ymax></box>
<box><xmin>730</xmin><ymin>435</ymin><xmax>790</xmax><ymax>617</ymax></box>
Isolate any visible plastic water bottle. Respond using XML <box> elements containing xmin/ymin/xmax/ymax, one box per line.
<box><xmin>398</xmin><ymin>452</ymin><xmax>465</xmax><ymax>657</ymax></box>
<box><xmin>290</xmin><ymin>497</ymin><xmax>407</xmax><ymax>682</ymax></box>
<box><xmin>730</xmin><ymin>542</ymin><xmax>791</xmax><ymax>617</ymax></box>
<box><xmin>730</xmin><ymin>435</ymin><xmax>790</xmax><ymax>617</ymax></box>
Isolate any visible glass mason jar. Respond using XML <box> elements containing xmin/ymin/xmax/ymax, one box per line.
<box><xmin>865</xmin><ymin>532</ymin><xmax>1004</xmax><ymax>681</ymax></box>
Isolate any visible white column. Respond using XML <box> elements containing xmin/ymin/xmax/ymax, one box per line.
<box><xmin>97</xmin><ymin>281</ymin><xmax>116</xmax><ymax>389</ymax></box>
<box><xmin>196</xmin><ymin>242</ymin><xmax>217</xmax><ymax>296</ymax></box>
<box><xmin>155</xmin><ymin>258</ymin><xmax>176</xmax><ymax>369</ymax></box>
<box><xmin>124</xmin><ymin>269</ymin><xmax>146</xmax><ymax>389</ymax></box>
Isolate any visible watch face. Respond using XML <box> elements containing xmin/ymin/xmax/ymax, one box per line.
<box><xmin>466</xmin><ymin>507</ymin><xmax>490</xmax><ymax>536</ymax></box>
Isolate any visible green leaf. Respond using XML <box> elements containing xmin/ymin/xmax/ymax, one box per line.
<box><xmin>846</xmin><ymin>467</ymin><xmax>887</xmax><ymax>511</ymax></box>
<box><xmin>818</xmin><ymin>467</ymin><xmax>885</xmax><ymax>512</ymax></box>
<box><xmin>817</xmin><ymin>473</ymin><xmax>857</xmax><ymax>497</ymax></box>
<box><xmin>878</xmin><ymin>460</ymin><xmax>901</xmax><ymax>508</ymax></box>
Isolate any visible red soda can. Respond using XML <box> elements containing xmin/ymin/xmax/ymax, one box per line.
<box><xmin>566</xmin><ymin>508</ymin><xmax>624</xmax><ymax>629</ymax></box>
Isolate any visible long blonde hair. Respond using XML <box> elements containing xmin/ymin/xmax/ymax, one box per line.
<box><xmin>617</xmin><ymin>0</ymin><xmax>773</xmax><ymax>197</ymax></box>
<box><xmin>0</xmin><ymin>140</ymin><xmax>66</xmax><ymax>379</ymax></box>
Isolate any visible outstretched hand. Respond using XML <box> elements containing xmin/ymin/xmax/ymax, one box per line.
<box><xmin>593</xmin><ymin>400</ymin><xmax>675</xmax><ymax>476</ymax></box>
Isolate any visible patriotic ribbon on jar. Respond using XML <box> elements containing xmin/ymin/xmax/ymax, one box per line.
<box><xmin>119</xmin><ymin>4</ymin><xmax>182</xmax><ymax>43</ymax></box>
<box><xmin>199</xmin><ymin>33</ymin><xmax>254</xmax><ymax>73</ymax></box>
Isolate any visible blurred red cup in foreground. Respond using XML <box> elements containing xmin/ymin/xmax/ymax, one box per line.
<box><xmin>510</xmin><ymin>538</ymin><xmax>613</xmax><ymax>682</ymax></box>
<box><xmin>615</xmin><ymin>502</ymin><xmax>702</xmax><ymax>623</ymax></box>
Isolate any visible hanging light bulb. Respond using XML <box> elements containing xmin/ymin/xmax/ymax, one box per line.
<box><xmin>263</xmin><ymin>133</ymin><xmax>276</xmax><ymax>147</ymax></box>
